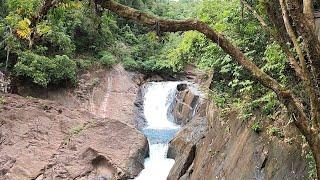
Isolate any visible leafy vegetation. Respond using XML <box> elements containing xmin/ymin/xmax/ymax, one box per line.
<box><xmin>14</xmin><ymin>51</ymin><xmax>77</xmax><ymax>86</ymax></box>
<box><xmin>251</xmin><ymin>122</ymin><xmax>262</xmax><ymax>133</ymax></box>
<box><xmin>99</xmin><ymin>51</ymin><xmax>117</xmax><ymax>68</ymax></box>
<box><xmin>0</xmin><ymin>0</ymin><xmax>189</xmax><ymax>86</ymax></box>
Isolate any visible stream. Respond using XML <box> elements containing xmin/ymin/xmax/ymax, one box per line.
<box><xmin>135</xmin><ymin>82</ymin><xmax>181</xmax><ymax>180</ymax></box>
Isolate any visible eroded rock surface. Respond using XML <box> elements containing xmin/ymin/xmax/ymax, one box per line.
<box><xmin>0</xmin><ymin>94</ymin><xmax>148</xmax><ymax>180</ymax></box>
<box><xmin>169</xmin><ymin>89</ymin><xmax>308</xmax><ymax>180</ymax></box>
<box><xmin>168</xmin><ymin>86</ymin><xmax>208</xmax><ymax>180</ymax></box>
<box><xmin>16</xmin><ymin>64</ymin><xmax>142</xmax><ymax>127</ymax></box>
<box><xmin>186</xmin><ymin>102</ymin><xmax>307</xmax><ymax>180</ymax></box>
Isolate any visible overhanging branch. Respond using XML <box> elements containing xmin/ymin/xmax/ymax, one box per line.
<box><xmin>98</xmin><ymin>0</ymin><xmax>311</xmax><ymax>133</ymax></box>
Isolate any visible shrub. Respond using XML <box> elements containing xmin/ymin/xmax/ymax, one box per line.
<box><xmin>76</xmin><ymin>58</ymin><xmax>93</xmax><ymax>70</ymax></box>
<box><xmin>14</xmin><ymin>51</ymin><xmax>77</xmax><ymax>87</ymax></box>
<box><xmin>251</xmin><ymin>122</ymin><xmax>261</xmax><ymax>133</ymax></box>
<box><xmin>99</xmin><ymin>51</ymin><xmax>116</xmax><ymax>68</ymax></box>
<box><xmin>306</xmin><ymin>151</ymin><xmax>317</xmax><ymax>179</ymax></box>
<box><xmin>122</xmin><ymin>57</ymin><xmax>139</xmax><ymax>71</ymax></box>
<box><xmin>267</xmin><ymin>125</ymin><xmax>284</xmax><ymax>138</ymax></box>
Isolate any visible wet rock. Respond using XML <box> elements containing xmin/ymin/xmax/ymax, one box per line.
<box><xmin>172</xmin><ymin>88</ymin><xmax>200</xmax><ymax>125</ymax></box>
<box><xmin>134</xmin><ymin>87</ymin><xmax>147</xmax><ymax>130</ymax></box>
<box><xmin>168</xmin><ymin>84</ymin><xmax>207</xmax><ymax>180</ymax></box>
<box><xmin>168</xmin><ymin>145</ymin><xmax>196</xmax><ymax>180</ymax></box>
<box><xmin>167</xmin><ymin>117</ymin><xmax>207</xmax><ymax>159</ymax></box>
<box><xmin>176</xmin><ymin>84</ymin><xmax>188</xmax><ymax>91</ymax></box>
<box><xmin>0</xmin><ymin>94</ymin><xmax>148</xmax><ymax>179</ymax></box>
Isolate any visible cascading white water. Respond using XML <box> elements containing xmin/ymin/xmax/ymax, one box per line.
<box><xmin>135</xmin><ymin>82</ymin><xmax>180</xmax><ymax>180</ymax></box>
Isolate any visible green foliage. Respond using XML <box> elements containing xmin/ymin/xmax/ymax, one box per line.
<box><xmin>14</xmin><ymin>51</ymin><xmax>77</xmax><ymax>87</ymax></box>
<box><xmin>262</xmin><ymin>42</ymin><xmax>287</xmax><ymax>84</ymax></box>
<box><xmin>251</xmin><ymin>122</ymin><xmax>262</xmax><ymax>134</ymax></box>
<box><xmin>307</xmin><ymin>151</ymin><xmax>317</xmax><ymax>180</ymax></box>
<box><xmin>0</xmin><ymin>0</ymin><xmax>186</xmax><ymax>85</ymax></box>
<box><xmin>122</xmin><ymin>57</ymin><xmax>140</xmax><ymax>71</ymax></box>
<box><xmin>250</xmin><ymin>92</ymin><xmax>280</xmax><ymax>115</ymax></box>
<box><xmin>45</xmin><ymin>30</ymin><xmax>75</xmax><ymax>55</ymax></box>
<box><xmin>267</xmin><ymin>125</ymin><xmax>284</xmax><ymax>138</ymax></box>
<box><xmin>99</xmin><ymin>51</ymin><xmax>116</xmax><ymax>68</ymax></box>
<box><xmin>76</xmin><ymin>58</ymin><xmax>93</xmax><ymax>70</ymax></box>
<box><xmin>0</xmin><ymin>96</ymin><xmax>6</xmax><ymax>104</ymax></box>
<box><xmin>208</xmin><ymin>90</ymin><xmax>230</xmax><ymax>108</ymax></box>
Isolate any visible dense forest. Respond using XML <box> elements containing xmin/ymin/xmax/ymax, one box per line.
<box><xmin>1</xmin><ymin>0</ymin><xmax>320</xmax><ymax>179</ymax></box>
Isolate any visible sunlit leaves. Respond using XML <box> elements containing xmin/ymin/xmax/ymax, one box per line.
<box><xmin>6</xmin><ymin>0</ymin><xmax>42</xmax><ymax>16</ymax></box>
<box><xmin>14</xmin><ymin>51</ymin><xmax>77</xmax><ymax>86</ymax></box>
<box><xmin>16</xmin><ymin>18</ymin><xmax>31</xmax><ymax>39</ymax></box>
<box><xmin>59</xmin><ymin>1</ymin><xmax>83</xmax><ymax>9</ymax></box>
<box><xmin>262</xmin><ymin>42</ymin><xmax>287</xmax><ymax>84</ymax></box>
<box><xmin>4</xmin><ymin>13</ymin><xmax>21</xmax><ymax>27</ymax></box>
<box><xmin>36</xmin><ymin>21</ymin><xmax>52</xmax><ymax>36</ymax></box>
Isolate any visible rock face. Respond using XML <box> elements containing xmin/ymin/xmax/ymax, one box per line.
<box><xmin>169</xmin><ymin>90</ymin><xmax>308</xmax><ymax>180</ymax></box>
<box><xmin>87</xmin><ymin>64</ymin><xmax>139</xmax><ymax>126</ymax></box>
<box><xmin>171</xmin><ymin>84</ymin><xmax>201</xmax><ymax>125</ymax></box>
<box><xmin>0</xmin><ymin>90</ymin><xmax>148</xmax><ymax>179</ymax></box>
<box><xmin>133</xmin><ymin>85</ymin><xmax>148</xmax><ymax>130</ymax></box>
<box><xmin>16</xmin><ymin>64</ymin><xmax>142</xmax><ymax>127</ymax></box>
<box><xmin>167</xmin><ymin>116</ymin><xmax>207</xmax><ymax>180</ymax></box>
<box><xmin>167</xmin><ymin>86</ymin><xmax>208</xmax><ymax>180</ymax></box>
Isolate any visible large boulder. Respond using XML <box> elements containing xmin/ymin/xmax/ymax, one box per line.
<box><xmin>167</xmin><ymin>117</ymin><xmax>207</xmax><ymax>160</ymax></box>
<box><xmin>0</xmin><ymin>94</ymin><xmax>148</xmax><ymax>179</ymax></box>
<box><xmin>171</xmin><ymin>85</ymin><xmax>201</xmax><ymax>125</ymax></box>
<box><xmin>167</xmin><ymin>116</ymin><xmax>207</xmax><ymax>180</ymax></box>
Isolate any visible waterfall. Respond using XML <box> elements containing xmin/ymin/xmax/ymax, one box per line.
<box><xmin>135</xmin><ymin>82</ymin><xmax>181</xmax><ymax>180</ymax></box>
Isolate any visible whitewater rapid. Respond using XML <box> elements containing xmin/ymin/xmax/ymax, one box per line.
<box><xmin>135</xmin><ymin>82</ymin><xmax>180</xmax><ymax>180</ymax></box>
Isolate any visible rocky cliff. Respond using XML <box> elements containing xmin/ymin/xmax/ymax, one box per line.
<box><xmin>0</xmin><ymin>64</ymin><xmax>149</xmax><ymax>179</ymax></box>
<box><xmin>15</xmin><ymin>64</ymin><xmax>141</xmax><ymax>127</ymax></box>
<box><xmin>168</xmin><ymin>86</ymin><xmax>308</xmax><ymax>180</ymax></box>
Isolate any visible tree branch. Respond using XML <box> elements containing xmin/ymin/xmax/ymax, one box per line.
<box><xmin>240</xmin><ymin>0</ymin><xmax>268</xmax><ymax>28</ymax></box>
<box><xmin>240</xmin><ymin>0</ymin><xmax>304</xmax><ymax>81</ymax></box>
<box><xmin>98</xmin><ymin>0</ymin><xmax>311</xmax><ymax>134</ymax></box>
<box><xmin>280</xmin><ymin>0</ymin><xmax>319</xmax><ymax>129</ymax></box>
<box><xmin>287</xmin><ymin>0</ymin><xmax>320</xmax><ymax>91</ymax></box>
<box><xmin>30</xmin><ymin>0</ymin><xmax>59</xmax><ymax>27</ymax></box>
<box><xmin>280</xmin><ymin>0</ymin><xmax>306</xmax><ymax>71</ymax></box>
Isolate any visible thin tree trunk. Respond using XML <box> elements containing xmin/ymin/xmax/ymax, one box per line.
<box><xmin>303</xmin><ymin>0</ymin><xmax>315</xmax><ymax>29</ymax></box>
